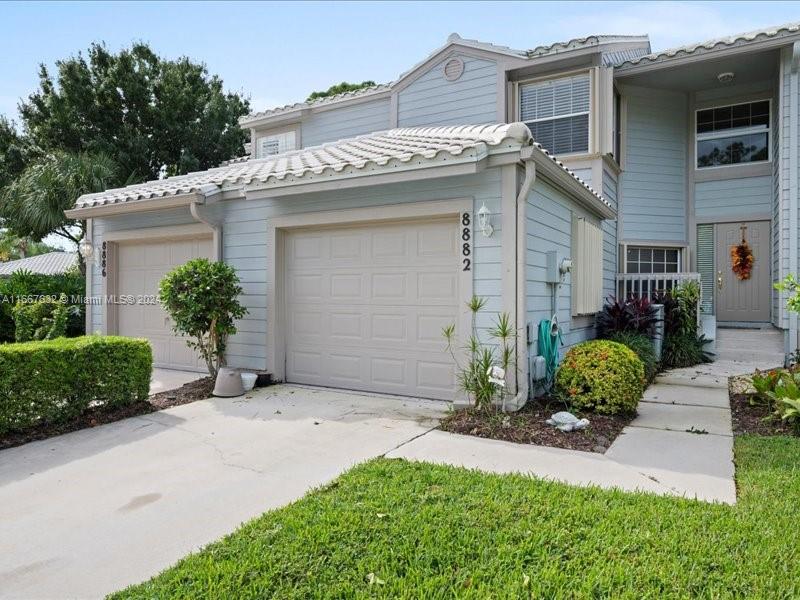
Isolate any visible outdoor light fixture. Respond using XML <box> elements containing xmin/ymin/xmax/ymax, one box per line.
<box><xmin>477</xmin><ymin>203</ymin><xmax>494</xmax><ymax>237</ymax></box>
<box><xmin>78</xmin><ymin>238</ymin><xmax>94</xmax><ymax>260</ymax></box>
<box><xmin>717</xmin><ymin>71</ymin><xmax>735</xmax><ymax>83</ymax></box>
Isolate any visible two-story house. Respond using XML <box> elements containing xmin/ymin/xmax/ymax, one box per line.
<box><xmin>67</xmin><ymin>21</ymin><xmax>800</xmax><ymax>406</ymax></box>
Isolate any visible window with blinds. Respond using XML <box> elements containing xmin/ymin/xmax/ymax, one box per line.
<box><xmin>520</xmin><ymin>74</ymin><xmax>590</xmax><ymax>155</ymax></box>
<box><xmin>571</xmin><ymin>215</ymin><xmax>603</xmax><ymax>316</ymax></box>
<box><xmin>696</xmin><ymin>224</ymin><xmax>715</xmax><ymax>314</ymax></box>
<box><xmin>256</xmin><ymin>131</ymin><xmax>297</xmax><ymax>158</ymax></box>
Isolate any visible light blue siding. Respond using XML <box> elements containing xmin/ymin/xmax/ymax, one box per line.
<box><xmin>301</xmin><ymin>98</ymin><xmax>390</xmax><ymax>147</ymax></box>
<box><xmin>91</xmin><ymin>171</ymin><xmax>503</xmax><ymax>371</ymax></box>
<box><xmin>601</xmin><ymin>166</ymin><xmax>619</xmax><ymax>299</ymax></box>
<box><xmin>621</xmin><ymin>87</ymin><xmax>687</xmax><ymax>242</ymax></box>
<box><xmin>397</xmin><ymin>54</ymin><xmax>498</xmax><ymax>127</ymax></box>
<box><xmin>526</xmin><ymin>178</ymin><xmax>601</xmax><ymax>362</ymax></box>
<box><xmin>694</xmin><ymin>176</ymin><xmax>773</xmax><ymax>221</ymax></box>
<box><xmin>566</xmin><ymin>165</ymin><xmax>618</xmax><ymax>300</ymax></box>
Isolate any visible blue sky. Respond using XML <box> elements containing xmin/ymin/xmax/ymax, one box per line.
<box><xmin>1</xmin><ymin>1</ymin><xmax>799</xmax><ymax>123</ymax></box>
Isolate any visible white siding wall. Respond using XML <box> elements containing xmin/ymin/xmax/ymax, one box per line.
<box><xmin>621</xmin><ymin>87</ymin><xmax>687</xmax><ymax>242</ymax></box>
<box><xmin>397</xmin><ymin>54</ymin><xmax>498</xmax><ymax>127</ymax></box>
<box><xmin>300</xmin><ymin>98</ymin><xmax>391</xmax><ymax>147</ymax></box>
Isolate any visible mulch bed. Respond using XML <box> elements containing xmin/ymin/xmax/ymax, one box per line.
<box><xmin>439</xmin><ymin>398</ymin><xmax>635</xmax><ymax>453</ymax></box>
<box><xmin>730</xmin><ymin>393</ymin><xmax>796</xmax><ymax>437</ymax></box>
<box><xmin>0</xmin><ymin>376</ymin><xmax>216</xmax><ymax>451</ymax></box>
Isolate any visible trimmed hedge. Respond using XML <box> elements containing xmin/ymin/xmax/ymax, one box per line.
<box><xmin>0</xmin><ymin>336</ymin><xmax>152</xmax><ymax>435</ymax></box>
<box><xmin>555</xmin><ymin>339</ymin><xmax>645</xmax><ymax>415</ymax></box>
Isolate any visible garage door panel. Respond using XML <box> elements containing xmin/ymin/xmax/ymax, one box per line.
<box><xmin>117</xmin><ymin>236</ymin><xmax>212</xmax><ymax>372</ymax></box>
<box><xmin>285</xmin><ymin>218</ymin><xmax>459</xmax><ymax>400</ymax></box>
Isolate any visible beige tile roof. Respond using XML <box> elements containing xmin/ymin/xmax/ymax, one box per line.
<box><xmin>0</xmin><ymin>252</ymin><xmax>78</xmax><ymax>276</ymax></box>
<box><xmin>617</xmin><ymin>21</ymin><xmax>800</xmax><ymax>68</ymax></box>
<box><xmin>73</xmin><ymin>123</ymin><xmax>608</xmax><ymax>213</ymax></box>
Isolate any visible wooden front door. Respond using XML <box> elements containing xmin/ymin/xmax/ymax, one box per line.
<box><xmin>715</xmin><ymin>220</ymin><xmax>771</xmax><ymax>323</ymax></box>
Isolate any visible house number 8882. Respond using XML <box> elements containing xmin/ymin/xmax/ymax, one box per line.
<box><xmin>461</xmin><ymin>212</ymin><xmax>471</xmax><ymax>271</ymax></box>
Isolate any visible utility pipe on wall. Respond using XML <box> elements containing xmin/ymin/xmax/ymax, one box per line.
<box><xmin>189</xmin><ymin>197</ymin><xmax>223</xmax><ymax>261</ymax></box>
<box><xmin>505</xmin><ymin>153</ymin><xmax>536</xmax><ymax>412</ymax></box>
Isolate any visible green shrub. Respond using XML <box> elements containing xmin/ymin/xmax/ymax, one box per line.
<box><xmin>443</xmin><ymin>296</ymin><xmax>517</xmax><ymax>412</ymax></box>
<box><xmin>608</xmin><ymin>331</ymin><xmax>659</xmax><ymax>383</ymax></box>
<box><xmin>0</xmin><ymin>269</ymin><xmax>85</xmax><ymax>341</ymax></box>
<box><xmin>555</xmin><ymin>340</ymin><xmax>645</xmax><ymax>415</ymax></box>
<box><xmin>662</xmin><ymin>331</ymin><xmax>712</xmax><ymax>369</ymax></box>
<box><xmin>0</xmin><ymin>335</ymin><xmax>152</xmax><ymax>435</ymax></box>
<box><xmin>159</xmin><ymin>259</ymin><xmax>247</xmax><ymax>377</ymax></box>
<box><xmin>11</xmin><ymin>294</ymin><xmax>73</xmax><ymax>342</ymax></box>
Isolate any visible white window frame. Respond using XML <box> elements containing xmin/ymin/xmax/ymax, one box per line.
<box><xmin>515</xmin><ymin>68</ymin><xmax>593</xmax><ymax>158</ymax></box>
<box><xmin>619</xmin><ymin>243</ymin><xmax>688</xmax><ymax>274</ymax></box>
<box><xmin>694</xmin><ymin>99</ymin><xmax>771</xmax><ymax>171</ymax></box>
<box><xmin>255</xmin><ymin>129</ymin><xmax>298</xmax><ymax>159</ymax></box>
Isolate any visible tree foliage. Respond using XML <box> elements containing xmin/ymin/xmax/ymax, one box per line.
<box><xmin>306</xmin><ymin>80</ymin><xmax>376</xmax><ymax>102</ymax></box>
<box><xmin>159</xmin><ymin>259</ymin><xmax>248</xmax><ymax>378</ymax></box>
<box><xmin>19</xmin><ymin>42</ymin><xmax>250</xmax><ymax>183</ymax></box>
<box><xmin>1</xmin><ymin>151</ymin><xmax>118</xmax><ymax>246</ymax></box>
<box><xmin>0</xmin><ymin>117</ymin><xmax>36</xmax><ymax>190</ymax></box>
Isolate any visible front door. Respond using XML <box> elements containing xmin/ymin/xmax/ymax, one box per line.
<box><xmin>715</xmin><ymin>220</ymin><xmax>770</xmax><ymax>323</ymax></box>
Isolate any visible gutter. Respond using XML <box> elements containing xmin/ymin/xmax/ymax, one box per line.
<box><xmin>189</xmin><ymin>188</ymin><xmax>224</xmax><ymax>261</ymax></box>
<box><xmin>503</xmin><ymin>152</ymin><xmax>537</xmax><ymax>412</ymax></box>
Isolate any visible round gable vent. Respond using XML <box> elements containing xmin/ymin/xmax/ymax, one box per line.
<box><xmin>443</xmin><ymin>57</ymin><xmax>465</xmax><ymax>82</ymax></box>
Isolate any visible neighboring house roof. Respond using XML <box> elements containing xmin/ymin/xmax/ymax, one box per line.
<box><xmin>0</xmin><ymin>252</ymin><xmax>78</xmax><ymax>276</ymax></box>
<box><xmin>617</xmin><ymin>21</ymin><xmax>800</xmax><ymax>69</ymax></box>
<box><xmin>240</xmin><ymin>33</ymin><xmax>649</xmax><ymax>126</ymax></box>
<box><xmin>68</xmin><ymin>123</ymin><xmax>612</xmax><ymax>218</ymax></box>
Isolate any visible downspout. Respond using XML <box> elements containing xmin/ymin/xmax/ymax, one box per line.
<box><xmin>505</xmin><ymin>150</ymin><xmax>536</xmax><ymax>412</ymax></box>
<box><xmin>789</xmin><ymin>43</ymin><xmax>800</xmax><ymax>358</ymax></box>
<box><xmin>189</xmin><ymin>192</ymin><xmax>223</xmax><ymax>261</ymax></box>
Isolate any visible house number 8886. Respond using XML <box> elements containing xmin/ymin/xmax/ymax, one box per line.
<box><xmin>461</xmin><ymin>212</ymin><xmax>471</xmax><ymax>271</ymax></box>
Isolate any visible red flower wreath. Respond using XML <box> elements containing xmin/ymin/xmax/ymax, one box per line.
<box><xmin>730</xmin><ymin>239</ymin><xmax>754</xmax><ymax>281</ymax></box>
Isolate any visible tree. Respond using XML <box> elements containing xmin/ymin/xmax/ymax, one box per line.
<box><xmin>0</xmin><ymin>151</ymin><xmax>118</xmax><ymax>271</ymax></box>
<box><xmin>159</xmin><ymin>259</ymin><xmax>248</xmax><ymax>378</ymax></box>
<box><xmin>306</xmin><ymin>80</ymin><xmax>376</xmax><ymax>102</ymax></box>
<box><xmin>0</xmin><ymin>230</ymin><xmax>56</xmax><ymax>262</ymax></box>
<box><xmin>19</xmin><ymin>42</ymin><xmax>250</xmax><ymax>183</ymax></box>
<box><xmin>0</xmin><ymin>117</ymin><xmax>36</xmax><ymax>191</ymax></box>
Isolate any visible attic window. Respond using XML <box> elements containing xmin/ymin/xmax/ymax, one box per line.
<box><xmin>443</xmin><ymin>57</ymin><xmax>464</xmax><ymax>81</ymax></box>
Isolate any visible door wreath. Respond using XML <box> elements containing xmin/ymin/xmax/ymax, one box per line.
<box><xmin>730</xmin><ymin>225</ymin><xmax>754</xmax><ymax>281</ymax></box>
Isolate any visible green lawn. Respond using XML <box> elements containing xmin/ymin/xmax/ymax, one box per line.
<box><xmin>112</xmin><ymin>436</ymin><xmax>800</xmax><ymax>599</ymax></box>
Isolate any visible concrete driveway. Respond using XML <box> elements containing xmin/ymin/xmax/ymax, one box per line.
<box><xmin>0</xmin><ymin>385</ymin><xmax>447</xmax><ymax>599</ymax></box>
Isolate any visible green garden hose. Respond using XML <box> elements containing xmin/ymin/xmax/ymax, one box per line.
<box><xmin>538</xmin><ymin>319</ymin><xmax>562</xmax><ymax>390</ymax></box>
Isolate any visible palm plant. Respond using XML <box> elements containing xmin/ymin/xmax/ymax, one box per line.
<box><xmin>0</xmin><ymin>151</ymin><xmax>118</xmax><ymax>272</ymax></box>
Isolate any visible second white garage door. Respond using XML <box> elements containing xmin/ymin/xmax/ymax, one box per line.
<box><xmin>117</xmin><ymin>236</ymin><xmax>213</xmax><ymax>371</ymax></box>
<box><xmin>284</xmin><ymin>218</ymin><xmax>460</xmax><ymax>400</ymax></box>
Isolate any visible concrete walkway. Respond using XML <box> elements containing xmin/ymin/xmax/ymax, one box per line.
<box><xmin>390</xmin><ymin>353</ymin><xmax>768</xmax><ymax>505</ymax></box>
<box><xmin>149</xmin><ymin>368</ymin><xmax>204</xmax><ymax>395</ymax></box>
<box><xmin>0</xmin><ymin>385</ymin><xmax>446</xmax><ymax>599</ymax></box>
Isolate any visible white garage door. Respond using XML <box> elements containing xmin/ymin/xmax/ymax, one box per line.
<box><xmin>285</xmin><ymin>218</ymin><xmax>460</xmax><ymax>400</ymax></box>
<box><xmin>117</xmin><ymin>237</ymin><xmax>213</xmax><ymax>371</ymax></box>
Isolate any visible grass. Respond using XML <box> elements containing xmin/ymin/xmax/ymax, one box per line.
<box><xmin>112</xmin><ymin>436</ymin><xmax>800</xmax><ymax>599</ymax></box>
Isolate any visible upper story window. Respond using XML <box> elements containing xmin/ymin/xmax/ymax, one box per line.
<box><xmin>696</xmin><ymin>100</ymin><xmax>770</xmax><ymax>169</ymax></box>
<box><xmin>519</xmin><ymin>73</ymin><xmax>590</xmax><ymax>156</ymax></box>
<box><xmin>256</xmin><ymin>131</ymin><xmax>296</xmax><ymax>158</ymax></box>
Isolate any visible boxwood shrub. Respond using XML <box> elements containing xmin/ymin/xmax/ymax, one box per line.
<box><xmin>0</xmin><ymin>336</ymin><xmax>152</xmax><ymax>435</ymax></box>
<box><xmin>555</xmin><ymin>339</ymin><xmax>645</xmax><ymax>415</ymax></box>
